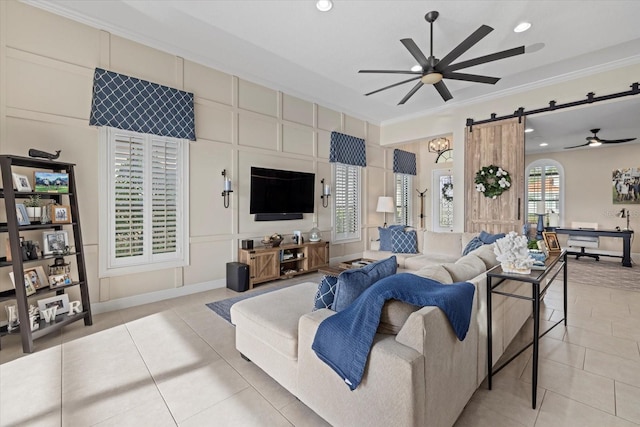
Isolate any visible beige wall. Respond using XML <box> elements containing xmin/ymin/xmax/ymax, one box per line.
<box><xmin>0</xmin><ymin>1</ymin><xmax>391</xmax><ymax>306</ymax></box>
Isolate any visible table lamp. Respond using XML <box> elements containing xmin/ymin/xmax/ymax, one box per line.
<box><xmin>376</xmin><ymin>196</ymin><xmax>394</xmax><ymax>227</ymax></box>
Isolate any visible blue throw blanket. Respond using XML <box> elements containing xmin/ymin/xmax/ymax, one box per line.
<box><xmin>311</xmin><ymin>273</ymin><xmax>475</xmax><ymax>390</ymax></box>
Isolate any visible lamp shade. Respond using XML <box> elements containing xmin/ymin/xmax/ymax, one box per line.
<box><xmin>376</xmin><ymin>196</ymin><xmax>394</xmax><ymax>213</ymax></box>
<box><xmin>537</xmin><ymin>201</ymin><xmax>546</xmax><ymax>214</ymax></box>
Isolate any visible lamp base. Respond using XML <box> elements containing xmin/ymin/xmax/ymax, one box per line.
<box><xmin>536</xmin><ymin>214</ymin><xmax>545</xmax><ymax>240</ymax></box>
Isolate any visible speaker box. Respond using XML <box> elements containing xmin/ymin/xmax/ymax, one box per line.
<box><xmin>241</xmin><ymin>239</ymin><xmax>253</xmax><ymax>250</ymax></box>
<box><xmin>226</xmin><ymin>262</ymin><xmax>249</xmax><ymax>292</ymax></box>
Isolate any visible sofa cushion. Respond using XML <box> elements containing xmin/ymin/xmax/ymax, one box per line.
<box><xmin>313</xmin><ymin>275</ymin><xmax>338</xmax><ymax>311</ymax></box>
<box><xmin>362</xmin><ymin>249</ymin><xmax>419</xmax><ymax>269</ymax></box>
<box><xmin>378</xmin><ymin>265</ymin><xmax>453</xmax><ymax>335</ymax></box>
<box><xmin>479</xmin><ymin>230</ymin><xmax>506</xmax><ymax>244</ymax></box>
<box><xmin>469</xmin><ymin>243</ymin><xmax>499</xmax><ymax>269</ymax></box>
<box><xmin>379</xmin><ymin>225</ymin><xmax>405</xmax><ymax>251</ymax></box>
<box><xmin>403</xmin><ymin>254</ymin><xmax>459</xmax><ymax>271</ymax></box>
<box><xmin>332</xmin><ymin>256</ymin><xmax>397</xmax><ymax>312</ymax></box>
<box><xmin>392</xmin><ymin>228</ymin><xmax>418</xmax><ymax>253</ymax></box>
<box><xmin>462</xmin><ymin>236</ymin><xmax>484</xmax><ymax>256</ymax></box>
<box><xmin>422</xmin><ymin>231</ymin><xmax>463</xmax><ymax>258</ymax></box>
<box><xmin>442</xmin><ymin>254</ymin><xmax>487</xmax><ymax>282</ymax></box>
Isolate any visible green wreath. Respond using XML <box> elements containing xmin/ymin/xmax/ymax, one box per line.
<box><xmin>441</xmin><ymin>182</ymin><xmax>453</xmax><ymax>202</ymax></box>
<box><xmin>474</xmin><ymin>165</ymin><xmax>511</xmax><ymax>199</ymax></box>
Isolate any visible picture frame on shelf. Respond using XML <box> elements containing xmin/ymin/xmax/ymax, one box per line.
<box><xmin>15</xmin><ymin>204</ymin><xmax>31</xmax><ymax>226</ymax></box>
<box><xmin>42</xmin><ymin>231</ymin><xmax>69</xmax><ymax>255</ymax></box>
<box><xmin>34</xmin><ymin>172</ymin><xmax>69</xmax><ymax>193</ymax></box>
<box><xmin>48</xmin><ymin>273</ymin><xmax>72</xmax><ymax>289</ymax></box>
<box><xmin>12</xmin><ymin>173</ymin><xmax>32</xmax><ymax>192</ymax></box>
<box><xmin>542</xmin><ymin>231</ymin><xmax>561</xmax><ymax>253</ymax></box>
<box><xmin>37</xmin><ymin>293</ymin><xmax>70</xmax><ymax>315</ymax></box>
<box><xmin>10</xmin><ymin>266</ymin><xmax>48</xmax><ymax>292</ymax></box>
<box><xmin>5</xmin><ymin>236</ymin><xmax>25</xmax><ymax>262</ymax></box>
<box><xmin>50</xmin><ymin>205</ymin><xmax>71</xmax><ymax>224</ymax></box>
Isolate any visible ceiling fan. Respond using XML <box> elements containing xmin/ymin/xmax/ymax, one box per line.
<box><xmin>564</xmin><ymin>128</ymin><xmax>637</xmax><ymax>149</ymax></box>
<box><xmin>359</xmin><ymin>11</ymin><xmax>525</xmax><ymax>104</ymax></box>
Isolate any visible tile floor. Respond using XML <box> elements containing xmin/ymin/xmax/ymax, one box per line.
<box><xmin>1</xmin><ymin>260</ymin><xmax>639</xmax><ymax>426</ymax></box>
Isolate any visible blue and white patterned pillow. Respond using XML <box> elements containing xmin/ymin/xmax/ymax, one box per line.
<box><xmin>462</xmin><ymin>236</ymin><xmax>484</xmax><ymax>256</ymax></box>
<box><xmin>391</xmin><ymin>229</ymin><xmax>418</xmax><ymax>254</ymax></box>
<box><xmin>313</xmin><ymin>275</ymin><xmax>338</xmax><ymax>311</ymax></box>
<box><xmin>379</xmin><ymin>225</ymin><xmax>405</xmax><ymax>251</ymax></box>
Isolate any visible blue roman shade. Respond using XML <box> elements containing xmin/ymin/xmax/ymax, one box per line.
<box><xmin>89</xmin><ymin>68</ymin><xmax>196</xmax><ymax>141</ymax></box>
<box><xmin>329</xmin><ymin>131</ymin><xmax>366</xmax><ymax>167</ymax></box>
<box><xmin>393</xmin><ymin>149</ymin><xmax>417</xmax><ymax>175</ymax></box>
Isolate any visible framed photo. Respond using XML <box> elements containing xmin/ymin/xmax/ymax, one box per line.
<box><xmin>15</xmin><ymin>204</ymin><xmax>31</xmax><ymax>226</ymax></box>
<box><xmin>12</xmin><ymin>173</ymin><xmax>32</xmax><ymax>192</ymax></box>
<box><xmin>10</xmin><ymin>266</ymin><xmax>48</xmax><ymax>292</ymax></box>
<box><xmin>5</xmin><ymin>236</ymin><xmax>25</xmax><ymax>262</ymax></box>
<box><xmin>48</xmin><ymin>273</ymin><xmax>72</xmax><ymax>289</ymax></box>
<box><xmin>542</xmin><ymin>231</ymin><xmax>561</xmax><ymax>253</ymax></box>
<box><xmin>34</xmin><ymin>172</ymin><xmax>69</xmax><ymax>193</ymax></box>
<box><xmin>37</xmin><ymin>293</ymin><xmax>70</xmax><ymax>315</ymax></box>
<box><xmin>42</xmin><ymin>231</ymin><xmax>69</xmax><ymax>255</ymax></box>
<box><xmin>50</xmin><ymin>205</ymin><xmax>71</xmax><ymax>224</ymax></box>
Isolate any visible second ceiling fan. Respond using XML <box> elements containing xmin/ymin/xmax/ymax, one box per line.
<box><xmin>564</xmin><ymin>128</ymin><xmax>637</xmax><ymax>149</ymax></box>
<box><xmin>360</xmin><ymin>11</ymin><xmax>525</xmax><ymax>104</ymax></box>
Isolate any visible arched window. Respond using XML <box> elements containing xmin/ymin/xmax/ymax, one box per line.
<box><xmin>526</xmin><ymin>159</ymin><xmax>564</xmax><ymax>224</ymax></box>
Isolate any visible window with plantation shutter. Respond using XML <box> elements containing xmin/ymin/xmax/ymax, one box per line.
<box><xmin>333</xmin><ymin>163</ymin><xmax>361</xmax><ymax>242</ymax></box>
<box><xmin>526</xmin><ymin>159</ymin><xmax>563</xmax><ymax>225</ymax></box>
<box><xmin>100</xmin><ymin>127</ymin><xmax>189</xmax><ymax>277</ymax></box>
<box><xmin>395</xmin><ymin>174</ymin><xmax>412</xmax><ymax>226</ymax></box>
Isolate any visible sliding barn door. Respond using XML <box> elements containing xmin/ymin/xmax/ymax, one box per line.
<box><xmin>465</xmin><ymin>118</ymin><xmax>525</xmax><ymax>234</ymax></box>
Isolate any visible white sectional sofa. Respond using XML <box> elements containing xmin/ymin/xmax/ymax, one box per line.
<box><xmin>230</xmin><ymin>231</ymin><xmax>533</xmax><ymax>427</ymax></box>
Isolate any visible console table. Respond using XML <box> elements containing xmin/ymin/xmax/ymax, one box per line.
<box><xmin>486</xmin><ymin>250</ymin><xmax>567</xmax><ymax>409</ymax></box>
<box><xmin>554</xmin><ymin>228</ymin><xmax>633</xmax><ymax>267</ymax></box>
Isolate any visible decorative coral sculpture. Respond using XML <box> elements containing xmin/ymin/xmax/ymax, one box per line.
<box><xmin>494</xmin><ymin>231</ymin><xmax>535</xmax><ymax>274</ymax></box>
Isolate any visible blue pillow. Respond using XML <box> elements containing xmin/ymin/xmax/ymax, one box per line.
<box><xmin>479</xmin><ymin>231</ymin><xmax>506</xmax><ymax>244</ymax></box>
<box><xmin>313</xmin><ymin>275</ymin><xmax>338</xmax><ymax>311</ymax></box>
<box><xmin>391</xmin><ymin>229</ymin><xmax>418</xmax><ymax>254</ymax></box>
<box><xmin>462</xmin><ymin>236</ymin><xmax>484</xmax><ymax>256</ymax></box>
<box><xmin>332</xmin><ymin>256</ymin><xmax>397</xmax><ymax>312</ymax></box>
<box><xmin>378</xmin><ymin>225</ymin><xmax>405</xmax><ymax>251</ymax></box>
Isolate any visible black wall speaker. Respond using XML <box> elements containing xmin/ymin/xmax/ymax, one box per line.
<box><xmin>241</xmin><ymin>239</ymin><xmax>253</xmax><ymax>250</ymax></box>
<box><xmin>226</xmin><ymin>262</ymin><xmax>249</xmax><ymax>292</ymax></box>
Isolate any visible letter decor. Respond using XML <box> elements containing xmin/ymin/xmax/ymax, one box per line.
<box><xmin>474</xmin><ymin>165</ymin><xmax>511</xmax><ymax>199</ymax></box>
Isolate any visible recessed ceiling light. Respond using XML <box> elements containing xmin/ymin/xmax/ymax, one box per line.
<box><xmin>316</xmin><ymin>0</ymin><xmax>333</xmax><ymax>12</ymax></box>
<box><xmin>525</xmin><ymin>128</ymin><xmax>534</xmax><ymax>133</ymax></box>
<box><xmin>411</xmin><ymin>65</ymin><xmax>422</xmax><ymax>72</ymax></box>
<box><xmin>539</xmin><ymin>142</ymin><xmax>548</xmax><ymax>147</ymax></box>
<box><xmin>514</xmin><ymin>22</ymin><xmax>532</xmax><ymax>33</ymax></box>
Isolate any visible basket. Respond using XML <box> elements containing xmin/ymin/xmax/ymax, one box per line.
<box><xmin>261</xmin><ymin>238</ymin><xmax>283</xmax><ymax>248</ymax></box>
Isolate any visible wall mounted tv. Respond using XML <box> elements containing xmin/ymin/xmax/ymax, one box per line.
<box><xmin>250</xmin><ymin>167</ymin><xmax>315</xmax><ymax>221</ymax></box>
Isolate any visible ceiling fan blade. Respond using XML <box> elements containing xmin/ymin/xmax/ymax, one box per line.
<box><xmin>433</xmin><ymin>81</ymin><xmax>452</xmax><ymax>102</ymax></box>
<box><xmin>436</xmin><ymin>25</ymin><xmax>493</xmax><ymax>70</ymax></box>
<box><xmin>364</xmin><ymin>76</ymin><xmax>422</xmax><ymax>96</ymax></box>
<box><xmin>359</xmin><ymin>70</ymin><xmax>422</xmax><ymax>75</ymax></box>
<box><xmin>443</xmin><ymin>72</ymin><xmax>500</xmax><ymax>84</ymax></box>
<box><xmin>400</xmin><ymin>38</ymin><xmax>429</xmax><ymax>68</ymax></box>
<box><xmin>600</xmin><ymin>138</ymin><xmax>637</xmax><ymax>144</ymax></box>
<box><xmin>398</xmin><ymin>81</ymin><xmax>424</xmax><ymax>105</ymax></box>
<box><xmin>564</xmin><ymin>142</ymin><xmax>591</xmax><ymax>149</ymax></box>
<box><xmin>444</xmin><ymin>46</ymin><xmax>525</xmax><ymax>72</ymax></box>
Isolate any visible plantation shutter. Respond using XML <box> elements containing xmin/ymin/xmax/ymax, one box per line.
<box><xmin>395</xmin><ymin>174</ymin><xmax>411</xmax><ymax>225</ymax></box>
<box><xmin>151</xmin><ymin>137</ymin><xmax>179</xmax><ymax>254</ymax></box>
<box><xmin>113</xmin><ymin>134</ymin><xmax>145</xmax><ymax>259</ymax></box>
<box><xmin>527</xmin><ymin>164</ymin><xmax>560</xmax><ymax>222</ymax></box>
<box><xmin>334</xmin><ymin>163</ymin><xmax>360</xmax><ymax>240</ymax></box>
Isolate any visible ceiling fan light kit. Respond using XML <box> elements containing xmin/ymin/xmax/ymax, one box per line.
<box><xmin>359</xmin><ymin>10</ymin><xmax>525</xmax><ymax>104</ymax></box>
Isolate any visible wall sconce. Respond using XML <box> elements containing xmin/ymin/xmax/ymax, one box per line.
<box><xmin>618</xmin><ymin>208</ymin><xmax>631</xmax><ymax>230</ymax></box>
<box><xmin>320</xmin><ymin>178</ymin><xmax>331</xmax><ymax>208</ymax></box>
<box><xmin>222</xmin><ymin>169</ymin><xmax>232</xmax><ymax>209</ymax></box>
<box><xmin>376</xmin><ymin>196</ymin><xmax>394</xmax><ymax>227</ymax></box>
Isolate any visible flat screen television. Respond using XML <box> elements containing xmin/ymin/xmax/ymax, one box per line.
<box><xmin>250</xmin><ymin>167</ymin><xmax>315</xmax><ymax>221</ymax></box>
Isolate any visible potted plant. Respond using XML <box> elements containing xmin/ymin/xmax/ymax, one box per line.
<box><xmin>24</xmin><ymin>194</ymin><xmax>42</xmax><ymax>222</ymax></box>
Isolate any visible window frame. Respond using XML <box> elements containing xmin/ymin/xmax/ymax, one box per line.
<box><xmin>332</xmin><ymin>163</ymin><xmax>361</xmax><ymax>243</ymax></box>
<box><xmin>98</xmin><ymin>127</ymin><xmax>190</xmax><ymax>278</ymax></box>
<box><xmin>394</xmin><ymin>173</ymin><xmax>413</xmax><ymax>226</ymax></box>
<box><xmin>525</xmin><ymin>159</ymin><xmax>564</xmax><ymax>225</ymax></box>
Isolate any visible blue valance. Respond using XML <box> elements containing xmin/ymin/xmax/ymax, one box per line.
<box><xmin>393</xmin><ymin>149</ymin><xmax>417</xmax><ymax>175</ymax></box>
<box><xmin>89</xmin><ymin>68</ymin><xmax>196</xmax><ymax>140</ymax></box>
<box><xmin>329</xmin><ymin>131</ymin><xmax>366</xmax><ymax>167</ymax></box>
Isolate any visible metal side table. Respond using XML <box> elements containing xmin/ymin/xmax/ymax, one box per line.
<box><xmin>486</xmin><ymin>250</ymin><xmax>567</xmax><ymax>409</ymax></box>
